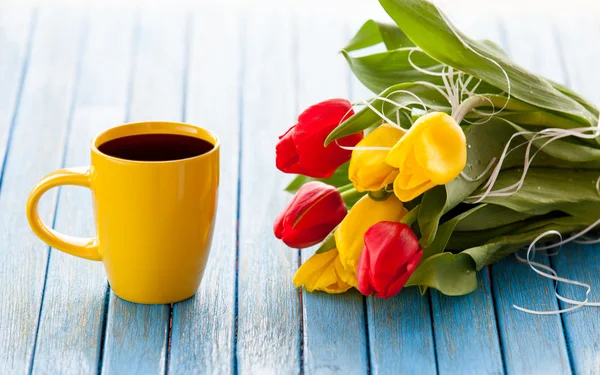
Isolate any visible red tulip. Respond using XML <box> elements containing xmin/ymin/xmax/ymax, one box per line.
<box><xmin>274</xmin><ymin>181</ymin><xmax>347</xmax><ymax>249</ymax></box>
<box><xmin>357</xmin><ymin>221</ymin><xmax>422</xmax><ymax>298</ymax></box>
<box><xmin>276</xmin><ymin>99</ymin><xmax>363</xmax><ymax>178</ymax></box>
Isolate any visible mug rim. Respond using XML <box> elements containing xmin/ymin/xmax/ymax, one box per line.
<box><xmin>91</xmin><ymin>121</ymin><xmax>220</xmax><ymax>164</ymax></box>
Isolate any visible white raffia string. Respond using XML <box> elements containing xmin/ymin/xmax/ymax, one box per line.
<box><xmin>407</xmin><ymin>47</ymin><xmax>448</xmax><ymax>77</ymax></box>
<box><xmin>513</xmin><ymin>220</ymin><xmax>600</xmax><ymax>315</ymax></box>
<box><xmin>460</xmin><ymin>157</ymin><xmax>497</xmax><ymax>182</ymax></box>
<box><xmin>469</xmin><ymin>127</ymin><xmax>600</xmax><ymax>202</ymax></box>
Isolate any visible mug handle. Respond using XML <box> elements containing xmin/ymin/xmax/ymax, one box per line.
<box><xmin>26</xmin><ymin>166</ymin><xmax>101</xmax><ymax>261</ymax></box>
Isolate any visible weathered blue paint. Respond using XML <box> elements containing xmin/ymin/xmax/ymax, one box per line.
<box><xmin>431</xmin><ymin>270</ymin><xmax>503</xmax><ymax>375</ymax></box>
<box><xmin>367</xmin><ymin>290</ymin><xmax>437</xmax><ymax>375</ymax></box>
<box><xmin>32</xmin><ymin>10</ymin><xmax>134</xmax><ymax>375</ymax></box>
<box><xmin>0</xmin><ymin>7</ymin><xmax>84</xmax><ymax>374</ymax></box>
<box><xmin>553</xmin><ymin>243</ymin><xmax>600</xmax><ymax>374</ymax></box>
<box><xmin>169</xmin><ymin>9</ymin><xmax>240</xmax><ymax>375</ymax></box>
<box><xmin>236</xmin><ymin>10</ymin><xmax>301</xmax><ymax>374</ymax></box>
<box><xmin>0</xmin><ymin>7</ymin><xmax>598</xmax><ymax>375</ymax></box>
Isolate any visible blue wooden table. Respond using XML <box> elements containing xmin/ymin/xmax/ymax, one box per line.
<box><xmin>1</xmin><ymin>5</ymin><xmax>599</xmax><ymax>374</ymax></box>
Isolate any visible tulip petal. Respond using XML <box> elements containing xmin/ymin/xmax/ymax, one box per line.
<box><xmin>393</xmin><ymin>175</ymin><xmax>436</xmax><ymax>202</ymax></box>
<box><xmin>281</xmin><ymin>224</ymin><xmax>338</xmax><ymax>249</ymax></box>
<box><xmin>363</xmin><ymin>222</ymin><xmax>419</xmax><ymax>292</ymax></box>
<box><xmin>275</xmin><ymin>125</ymin><xmax>303</xmax><ymax>174</ymax></box>
<box><xmin>393</xmin><ymin>152</ymin><xmax>429</xmax><ymax>190</ymax></box>
<box><xmin>293</xmin><ymin>249</ymin><xmax>352</xmax><ymax>294</ymax></box>
<box><xmin>385</xmin><ymin>139</ymin><xmax>410</xmax><ymax>169</ymax></box>
<box><xmin>291</xmin><ymin>184</ymin><xmax>347</xmax><ymax>231</ymax></box>
<box><xmin>385</xmin><ymin>112</ymin><xmax>441</xmax><ymax>168</ymax></box>
<box><xmin>413</xmin><ymin>113</ymin><xmax>466</xmax><ymax>184</ymax></box>
<box><xmin>357</xmin><ymin>245</ymin><xmax>374</xmax><ymax>296</ymax></box>
<box><xmin>377</xmin><ymin>251</ymin><xmax>423</xmax><ymax>298</ymax></box>
<box><xmin>349</xmin><ymin>124</ymin><xmax>403</xmax><ymax>192</ymax></box>
<box><xmin>273</xmin><ymin>210</ymin><xmax>285</xmax><ymax>239</ymax></box>
<box><xmin>294</xmin><ymin>250</ymin><xmax>338</xmax><ymax>291</ymax></box>
<box><xmin>335</xmin><ymin>253</ymin><xmax>358</xmax><ymax>287</ymax></box>
<box><xmin>335</xmin><ymin>195</ymin><xmax>408</xmax><ymax>274</ymax></box>
<box><xmin>293</xmin><ymin>99</ymin><xmax>361</xmax><ymax>178</ymax></box>
<box><xmin>275</xmin><ymin>181</ymin><xmax>347</xmax><ymax>249</ymax></box>
<box><xmin>297</xmin><ymin>99</ymin><xmax>354</xmax><ymax>126</ymax></box>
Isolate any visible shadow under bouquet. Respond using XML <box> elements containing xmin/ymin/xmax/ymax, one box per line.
<box><xmin>273</xmin><ymin>0</ymin><xmax>600</xmax><ymax>306</ymax></box>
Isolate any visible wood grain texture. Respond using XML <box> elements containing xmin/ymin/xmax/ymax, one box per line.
<box><xmin>168</xmin><ymin>8</ymin><xmax>240</xmax><ymax>375</ymax></box>
<box><xmin>431</xmin><ymin>271</ymin><xmax>503</xmax><ymax>375</ymax></box>
<box><xmin>100</xmin><ymin>9</ymin><xmax>187</xmax><ymax>375</ymax></box>
<box><xmin>0</xmin><ymin>8</ymin><xmax>32</xmax><ymax>140</ymax></box>
<box><xmin>296</xmin><ymin>12</ymin><xmax>369</xmax><ymax>375</ymax></box>
<box><xmin>366</xmin><ymin>290</ymin><xmax>437</xmax><ymax>375</ymax></box>
<box><xmin>236</xmin><ymin>10</ymin><xmax>301</xmax><ymax>375</ymax></box>
<box><xmin>0</xmin><ymin>7</ymin><xmax>84</xmax><ymax>373</ymax></box>
<box><xmin>345</xmin><ymin>16</ymin><xmax>438</xmax><ymax>375</ymax></box>
<box><xmin>489</xmin><ymin>17</ymin><xmax>571</xmax><ymax>375</ymax></box>
<box><xmin>31</xmin><ymin>11</ymin><xmax>134</xmax><ymax>375</ymax></box>
<box><xmin>552</xmin><ymin>243</ymin><xmax>600</xmax><ymax>375</ymax></box>
<box><xmin>551</xmin><ymin>18</ymin><xmax>600</xmax><ymax>374</ymax></box>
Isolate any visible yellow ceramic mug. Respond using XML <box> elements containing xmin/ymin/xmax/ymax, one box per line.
<box><xmin>26</xmin><ymin>121</ymin><xmax>219</xmax><ymax>304</ymax></box>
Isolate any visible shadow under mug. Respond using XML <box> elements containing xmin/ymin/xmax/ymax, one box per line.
<box><xmin>26</xmin><ymin>121</ymin><xmax>220</xmax><ymax>304</ymax></box>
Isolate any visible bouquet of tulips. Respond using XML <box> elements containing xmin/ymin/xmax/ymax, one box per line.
<box><xmin>274</xmin><ymin>0</ymin><xmax>600</xmax><ymax>300</ymax></box>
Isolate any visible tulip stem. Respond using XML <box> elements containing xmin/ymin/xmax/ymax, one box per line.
<box><xmin>340</xmin><ymin>188</ymin><xmax>364</xmax><ymax>202</ymax></box>
<box><xmin>401</xmin><ymin>205</ymin><xmax>420</xmax><ymax>226</ymax></box>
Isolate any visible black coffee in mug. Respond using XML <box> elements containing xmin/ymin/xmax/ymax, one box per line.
<box><xmin>98</xmin><ymin>134</ymin><xmax>214</xmax><ymax>162</ymax></box>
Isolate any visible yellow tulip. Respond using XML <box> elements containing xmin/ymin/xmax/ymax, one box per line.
<box><xmin>385</xmin><ymin>112</ymin><xmax>466</xmax><ymax>201</ymax></box>
<box><xmin>334</xmin><ymin>194</ymin><xmax>408</xmax><ymax>286</ymax></box>
<box><xmin>293</xmin><ymin>249</ymin><xmax>352</xmax><ymax>294</ymax></box>
<box><xmin>348</xmin><ymin>124</ymin><xmax>404</xmax><ymax>192</ymax></box>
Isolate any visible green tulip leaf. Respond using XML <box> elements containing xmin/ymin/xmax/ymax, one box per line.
<box><xmin>549</xmin><ymin>78</ymin><xmax>599</xmax><ymax>119</ymax></box>
<box><xmin>421</xmin><ymin>204</ymin><xmax>486</xmax><ymax>259</ymax></box>
<box><xmin>378</xmin><ymin>0</ymin><xmax>596</xmax><ymax>126</ymax></box>
<box><xmin>462</xmin><ymin>216</ymin><xmax>590</xmax><ymax>270</ymax></box>
<box><xmin>447</xmin><ymin>212</ymin><xmax>560</xmax><ymax>251</ymax></box>
<box><xmin>344</xmin><ymin>19</ymin><xmax>414</xmax><ymax>52</ymax></box>
<box><xmin>453</xmin><ymin>204</ymin><xmax>534</xmax><ymax>232</ymax></box>
<box><xmin>342</xmin><ymin>49</ymin><xmax>443</xmax><ymax>94</ymax></box>
<box><xmin>314</xmin><ymin>230</ymin><xmax>337</xmax><ymax>254</ymax></box>
<box><xmin>406</xmin><ymin>252</ymin><xmax>477</xmax><ymax>296</ymax></box>
<box><xmin>474</xmin><ymin>168</ymin><xmax>600</xmax><ymax>221</ymax></box>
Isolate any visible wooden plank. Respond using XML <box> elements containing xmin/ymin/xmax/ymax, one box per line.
<box><xmin>345</xmin><ymin>16</ymin><xmax>438</xmax><ymax>375</ymax></box>
<box><xmin>31</xmin><ymin>11</ymin><xmax>134</xmax><ymax>375</ymax></box>
<box><xmin>168</xmin><ymin>8</ymin><xmax>239</xmax><ymax>374</ymax></box>
<box><xmin>0</xmin><ymin>7</ymin><xmax>84</xmax><ymax>373</ymax></box>
<box><xmin>100</xmin><ymin>9</ymin><xmax>187</xmax><ymax>374</ymax></box>
<box><xmin>296</xmin><ymin>12</ymin><xmax>369</xmax><ymax>375</ymax></box>
<box><xmin>0</xmin><ymin>8</ymin><xmax>32</xmax><ymax>141</ymax></box>
<box><xmin>366</xmin><ymin>290</ymin><xmax>436</xmax><ymax>375</ymax></box>
<box><xmin>490</xmin><ymin>16</ymin><xmax>571</xmax><ymax>375</ymax></box>
<box><xmin>552</xmin><ymin>243</ymin><xmax>600</xmax><ymax>374</ymax></box>
<box><xmin>430</xmin><ymin>273</ymin><xmax>503</xmax><ymax>375</ymax></box>
<box><xmin>551</xmin><ymin>16</ymin><xmax>600</xmax><ymax>375</ymax></box>
<box><xmin>236</xmin><ymin>10</ymin><xmax>301</xmax><ymax>374</ymax></box>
